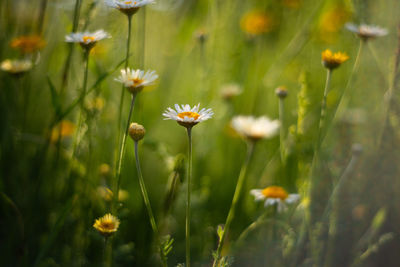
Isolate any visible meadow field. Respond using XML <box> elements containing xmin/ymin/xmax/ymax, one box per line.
<box><xmin>1</xmin><ymin>0</ymin><xmax>400</xmax><ymax>266</ymax></box>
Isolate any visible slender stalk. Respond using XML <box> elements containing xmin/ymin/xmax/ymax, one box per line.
<box><xmin>316</xmin><ymin>69</ymin><xmax>332</xmax><ymax>150</ymax></box>
<box><xmin>104</xmin><ymin>237</ymin><xmax>112</xmax><ymax>267</ymax></box>
<box><xmin>186</xmin><ymin>127</ymin><xmax>193</xmax><ymax>267</ymax></box>
<box><xmin>60</xmin><ymin>0</ymin><xmax>82</xmax><ymax>92</ymax></box>
<box><xmin>114</xmin><ymin>92</ymin><xmax>137</xmax><ymax>211</ymax></box>
<box><xmin>278</xmin><ymin>98</ymin><xmax>285</xmax><ymax>165</ymax></box>
<box><xmin>36</xmin><ymin>0</ymin><xmax>48</xmax><ymax>34</ymax></box>
<box><xmin>307</xmin><ymin>68</ymin><xmax>332</xmax><ymax>226</ymax></box>
<box><xmin>134</xmin><ymin>140</ymin><xmax>158</xmax><ymax>234</ymax></box>
<box><xmin>134</xmin><ymin>141</ymin><xmax>167</xmax><ymax>267</ymax></box>
<box><xmin>322</xmin><ymin>40</ymin><xmax>364</xmax><ymax>143</ymax></box>
<box><xmin>116</xmin><ymin>14</ymin><xmax>133</xmax><ymax>152</ymax></box>
<box><xmin>213</xmin><ymin>141</ymin><xmax>255</xmax><ymax>267</ymax></box>
<box><xmin>70</xmin><ymin>49</ymin><xmax>90</xmax><ymax>158</ymax></box>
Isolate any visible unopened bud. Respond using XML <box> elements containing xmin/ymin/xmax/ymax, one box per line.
<box><xmin>129</xmin><ymin>123</ymin><xmax>145</xmax><ymax>141</ymax></box>
<box><xmin>275</xmin><ymin>86</ymin><xmax>288</xmax><ymax>99</ymax></box>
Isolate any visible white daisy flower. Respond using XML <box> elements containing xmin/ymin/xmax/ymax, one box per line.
<box><xmin>1</xmin><ymin>59</ymin><xmax>32</xmax><ymax>74</ymax></box>
<box><xmin>231</xmin><ymin>115</ymin><xmax>279</xmax><ymax>141</ymax></box>
<box><xmin>65</xmin><ymin>30</ymin><xmax>110</xmax><ymax>50</ymax></box>
<box><xmin>163</xmin><ymin>104</ymin><xmax>213</xmax><ymax>128</ymax></box>
<box><xmin>115</xmin><ymin>68</ymin><xmax>158</xmax><ymax>93</ymax></box>
<box><xmin>250</xmin><ymin>186</ymin><xmax>300</xmax><ymax>212</ymax></box>
<box><xmin>105</xmin><ymin>0</ymin><xmax>155</xmax><ymax>16</ymax></box>
<box><xmin>345</xmin><ymin>23</ymin><xmax>388</xmax><ymax>40</ymax></box>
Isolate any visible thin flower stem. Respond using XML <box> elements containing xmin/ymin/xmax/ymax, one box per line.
<box><xmin>134</xmin><ymin>141</ymin><xmax>167</xmax><ymax>267</ymax></box>
<box><xmin>307</xmin><ymin>68</ymin><xmax>332</xmax><ymax>226</ymax></box>
<box><xmin>316</xmin><ymin>69</ymin><xmax>332</xmax><ymax>151</ymax></box>
<box><xmin>60</xmin><ymin>0</ymin><xmax>82</xmax><ymax>92</ymax></box>
<box><xmin>134</xmin><ymin>140</ymin><xmax>158</xmax><ymax>234</ymax></box>
<box><xmin>213</xmin><ymin>141</ymin><xmax>255</xmax><ymax>267</ymax></box>
<box><xmin>114</xmin><ymin>92</ymin><xmax>137</xmax><ymax>211</ymax></box>
<box><xmin>36</xmin><ymin>0</ymin><xmax>48</xmax><ymax>34</ymax></box>
<box><xmin>186</xmin><ymin>127</ymin><xmax>193</xmax><ymax>267</ymax></box>
<box><xmin>278</xmin><ymin>98</ymin><xmax>285</xmax><ymax>165</ymax></box>
<box><xmin>322</xmin><ymin>40</ymin><xmax>364</xmax><ymax>143</ymax></box>
<box><xmin>104</xmin><ymin>237</ymin><xmax>112</xmax><ymax>267</ymax></box>
<box><xmin>71</xmin><ymin>49</ymin><xmax>90</xmax><ymax>158</ymax></box>
<box><xmin>116</xmin><ymin>15</ymin><xmax>133</xmax><ymax>153</ymax></box>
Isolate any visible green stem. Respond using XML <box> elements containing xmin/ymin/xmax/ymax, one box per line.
<box><xmin>134</xmin><ymin>141</ymin><xmax>167</xmax><ymax>267</ymax></box>
<box><xmin>322</xmin><ymin>40</ymin><xmax>364</xmax><ymax>143</ymax></box>
<box><xmin>71</xmin><ymin>49</ymin><xmax>90</xmax><ymax>158</ymax></box>
<box><xmin>186</xmin><ymin>127</ymin><xmax>193</xmax><ymax>267</ymax></box>
<box><xmin>116</xmin><ymin>15</ymin><xmax>133</xmax><ymax>153</ymax></box>
<box><xmin>104</xmin><ymin>237</ymin><xmax>112</xmax><ymax>267</ymax></box>
<box><xmin>60</xmin><ymin>0</ymin><xmax>82</xmax><ymax>93</ymax></box>
<box><xmin>134</xmin><ymin>140</ymin><xmax>158</xmax><ymax>234</ymax></box>
<box><xmin>213</xmin><ymin>141</ymin><xmax>255</xmax><ymax>267</ymax></box>
<box><xmin>316</xmin><ymin>69</ymin><xmax>332</xmax><ymax>151</ymax></box>
<box><xmin>278</xmin><ymin>98</ymin><xmax>285</xmax><ymax>165</ymax></box>
<box><xmin>114</xmin><ymin>92</ymin><xmax>137</xmax><ymax>211</ymax></box>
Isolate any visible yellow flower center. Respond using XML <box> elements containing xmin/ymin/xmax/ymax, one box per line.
<box><xmin>178</xmin><ymin>112</ymin><xmax>200</xmax><ymax>120</ymax></box>
<box><xmin>83</xmin><ymin>36</ymin><xmax>95</xmax><ymax>43</ymax></box>
<box><xmin>101</xmin><ymin>221</ymin><xmax>116</xmax><ymax>230</ymax></box>
<box><xmin>129</xmin><ymin>78</ymin><xmax>144</xmax><ymax>87</ymax></box>
<box><xmin>261</xmin><ymin>186</ymin><xmax>288</xmax><ymax>200</ymax></box>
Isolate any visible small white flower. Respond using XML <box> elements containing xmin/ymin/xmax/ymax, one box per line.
<box><xmin>1</xmin><ymin>59</ymin><xmax>32</xmax><ymax>74</ymax></box>
<box><xmin>220</xmin><ymin>83</ymin><xmax>243</xmax><ymax>100</ymax></box>
<box><xmin>163</xmin><ymin>104</ymin><xmax>213</xmax><ymax>128</ymax></box>
<box><xmin>65</xmin><ymin>30</ymin><xmax>110</xmax><ymax>49</ymax></box>
<box><xmin>250</xmin><ymin>186</ymin><xmax>300</xmax><ymax>212</ymax></box>
<box><xmin>345</xmin><ymin>23</ymin><xmax>388</xmax><ymax>40</ymax></box>
<box><xmin>115</xmin><ymin>68</ymin><xmax>158</xmax><ymax>93</ymax></box>
<box><xmin>106</xmin><ymin>0</ymin><xmax>155</xmax><ymax>16</ymax></box>
<box><xmin>231</xmin><ymin>115</ymin><xmax>279</xmax><ymax>141</ymax></box>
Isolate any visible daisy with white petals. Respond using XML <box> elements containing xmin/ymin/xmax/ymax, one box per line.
<box><xmin>163</xmin><ymin>104</ymin><xmax>214</xmax><ymax>128</ymax></box>
<box><xmin>345</xmin><ymin>23</ymin><xmax>388</xmax><ymax>40</ymax></box>
<box><xmin>231</xmin><ymin>115</ymin><xmax>280</xmax><ymax>141</ymax></box>
<box><xmin>106</xmin><ymin>0</ymin><xmax>155</xmax><ymax>16</ymax></box>
<box><xmin>65</xmin><ymin>30</ymin><xmax>110</xmax><ymax>50</ymax></box>
<box><xmin>115</xmin><ymin>68</ymin><xmax>158</xmax><ymax>94</ymax></box>
<box><xmin>163</xmin><ymin>103</ymin><xmax>212</xmax><ymax>267</ymax></box>
<box><xmin>250</xmin><ymin>186</ymin><xmax>300</xmax><ymax>212</ymax></box>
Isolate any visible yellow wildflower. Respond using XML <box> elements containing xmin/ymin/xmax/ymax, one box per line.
<box><xmin>321</xmin><ymin>49</ymin><xmax>349</xmax><ymax>70</ymax></box>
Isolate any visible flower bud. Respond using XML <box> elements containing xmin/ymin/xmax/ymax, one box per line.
<box><xmin>275</xmin><ymin>86</ymin><xmax>288</xmax><ymax>99</ymax></box>
<box><xmin>128</xmin><ymin>123</ymin><xmax>145</xmax><ymax>141</ymax></box>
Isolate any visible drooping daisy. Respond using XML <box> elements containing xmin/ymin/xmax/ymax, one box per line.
<box><xmin>321</xmin><ymin>49</ymin><xmax>349</xmax><ymax>70</ymax></box>
<box><xmin>163</xmin><ymin>104</ymin><xmax>213</xmax><ymax>128</ymax></box>
<box><xmin>10</xmin><ymin>35</ymin><xmax>46</xmax><ymax>54</ymax></box>
<box><xmin>106</xmin><ymin>0</ymin><xmax>155</xmax><ymax>16</ymax></box>
<box><xmin>231</xmin><ymin>115</ymin><xmax>279</xmax><ymax>141</ymax></box>
<box><xmin>65</xmin><ymin>30</ymin><xmax>110</xmax><ymax>50</ymax></box>
<box><xmin>345</xmin><ymin>23</ymin><xmax>388</xmax><ymax>40</ymax></box>
<box><xmin>115</xmin><ymin>68</ymin><xmax>158</xmax><ymax>94</ymax></box>
<box><xmin>0</xmin><ymin>59</ymin><xmax>32</xmax><ymax>74</ymax></box>
<box><xmin>250</xmin><ymin>186</ymin><xmax>300</xmax><ymax>212</ymax></box>
<box><xmin>93</xmin><ymin>213</ymin><xmax>120</xmax><ymax>237</ymax></box>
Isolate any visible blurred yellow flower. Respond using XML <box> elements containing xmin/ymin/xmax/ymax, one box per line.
<box><xmin>0</xmin><ymin>59</ymin><xmax>32</xmax><ymax>74</ymax></box>
<box><xmin>93</xmin><ymin>213</ymin><xmax>120</xmax><ymax>237</ymax></box>
<box><xmin>321</xmin><ymin>49</ymin><xmax>349</xmax><ymax>70</ymax></box>
<box><xmin>318</xmin><ymin>4</ymin><xmax>351</xmax><ymax>43</ymax></box>
<box><xmin>99</xmin><ymin>163</ymin><xmax>111</xmax><ymax>176</ymax></box>
<box><xmin>50</xmin><ymin>120</ymin><xmax>76</xmax><ymax>143</ymax></box>
<box><xmin>86</xmin><ymin>97</ymin><xmax>105</xmax><ymax>112</ymax></box>
<box><xmin>97</xmin><ymin>187</ymin><xmax>129</xmax><ymax>202</ymax></box>
<box><xmin>240</xmin><ymin>11</ymin><xmax>274</xmax><ymax>36</ymax></box>
<box><xmin>10</xmin><ymin>35</ymin><xmax>46</xmax><ymax>54</ymax></box>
